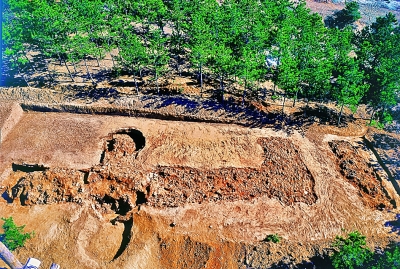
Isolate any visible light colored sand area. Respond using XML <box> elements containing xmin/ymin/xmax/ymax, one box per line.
<box><xmin>0</xmin><ymin>110</ymin><xmax>286</xmax><ymax>176</ymax></box>
<box><xmin>0</xmin><ymin>101</ymin><xmax>23</xmax><ymax>143</ymax></box>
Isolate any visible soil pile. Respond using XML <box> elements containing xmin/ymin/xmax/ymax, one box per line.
<box><xmin>329</xmin><ymin>140</ymin><xmax>394</xmax><ymax>210</ymax></box>
<box><xmin>4</xmin><ymin>135</ymin><xmax>316</xmax><ymax>211</ymax></box>
<box><xmin>152</xmin><ymin>137</ymin><xmax>316</xmax><ymax>207</ymax></box>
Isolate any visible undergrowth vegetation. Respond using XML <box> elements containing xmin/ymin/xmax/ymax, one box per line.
<box><xmin>331</xmin><ymin>231</ymin><xmax>373</xmax><ymax>269</ymax></box>
<box><xmin>330</xmin><ymin>231</ymin><xmax>399</xmax><ymax>269</ymax></box>
<box><xmin>0</xmin><ymin>217</ymin><xmax>34</xmax><ymax>251</ymax></box>
<box><xmin>264</xmin><ymin>234</ymin><xmax>282</xmax><ymax>243</ymax></box>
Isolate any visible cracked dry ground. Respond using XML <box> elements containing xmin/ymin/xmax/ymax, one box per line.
<box><xmin>0</xmin><ymin>111</ymin><xmax>399</xmax><ymax>269</ymax></box>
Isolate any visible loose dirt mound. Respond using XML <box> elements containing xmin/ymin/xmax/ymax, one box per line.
<box><xmin>4</xmin><ymin>136</ymin><xmax>316</xmax><ymax>210</ymax></box>
<box><xmin>0</xmin><ymin>101</ymin><xmax>23</xmax><ymax>143</ymax></box>
<box><xmin>151</xmin><ymin>138</ymin><xmax>316</xmax><ymax>207</ymax></box>
<box><xmin>329</xmin><ymin>140</ymin><xmax>394</xmax><ymax>210</ymax></box>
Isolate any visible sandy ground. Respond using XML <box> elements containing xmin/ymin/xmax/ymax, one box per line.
<box><xmin>0</xmin><ymin>103</ymin><xmax>399</xmax><ymax>269</ymax></box>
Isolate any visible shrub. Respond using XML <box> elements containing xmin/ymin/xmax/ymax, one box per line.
<box><xmin>0</xmin><ymin>217</ymin><xmax>34</xmax><ymax>251</ymax></box>
<box><xmin>264</xmin><ymin>234</ymin><xmax>281</xmax><ymax>243</ymax></box>
<box><xmin>271</xmin><ymin>95</ymin><xmax>280</xmax><ymax>101</ymax></box>
<box><xmin>372</xmin><ymin>245</ymin><xmax>400</xmax><ymax>269</ymax></box>
<box><xmin>330</xmin><ymin>231</ymin><xmax>373</xmax><ymax>269</ymax></box>
<box><xmin>368</xmin><ymin>119</ymin><xmax>385</xmax><ymax>129</ymax></box>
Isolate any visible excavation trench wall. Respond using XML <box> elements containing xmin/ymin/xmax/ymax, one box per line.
<box><xmin>0</xmin><ymin>102</ymin><xmax>23</xmax><ymax>143</ymax></box>
<box><xmin>20</xmin><ymin>103</ymin><xmax>243</xmax><ymax>125</ymax></box>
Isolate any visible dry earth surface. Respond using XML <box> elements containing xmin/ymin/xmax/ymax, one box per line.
<box><xmin>0</xmin><ymin>98</ymin><xmax>399</xmax><ymax>269</ymax></box>
<box><xmin>1</xmin><ymin>3</ymin><xmax>400</xmax><ymax>266</ymax></box>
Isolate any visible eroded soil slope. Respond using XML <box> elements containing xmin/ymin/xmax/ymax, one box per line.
<box><xmin>365</xmin><ymin>130</ymin><xmax>400</xmax><ymax>182</ymax></box>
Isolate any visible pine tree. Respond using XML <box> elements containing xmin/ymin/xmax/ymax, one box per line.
<box><xmin>188</xmin><ymin>3</ymin><xmax>215</xmax><ymax>96</ymax></box>
<box><xmin>119</xmin><ymin>26</ymin><xmax>148</xmax><ymax>94</ymax></box>
<box><xmin>146</xmin><ymin>28</ymin><xmax>170</xmax><ymax>95</ymax></box>
<box><xmin>356</xmin><ymin>13</ymin><xmax>400</xmax><ymax>124</ymax></box>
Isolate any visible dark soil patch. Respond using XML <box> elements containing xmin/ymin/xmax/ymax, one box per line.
<box><xmin>329</xmin><ymin>140</ymin><xmax>394</xmax><ymax>209</ymax></box>
<box><xmin>148</xmin><ymin>137</ymin><xmax>317</xmax><ymax>207</ymax></box>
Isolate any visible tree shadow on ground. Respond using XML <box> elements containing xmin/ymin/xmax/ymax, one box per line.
<box><xmin>139</xmin><ymin>94</ymin><xmax>349</xmax><ymax>135</ymax></box>
<box><xmin>267</xmin><ymin>255</ymin><xmax>333</xmax><ymax>269</ymax></box>
<box><xmin>109</xmin><ymin>79</ymin><xmax>145</xmax><ymax>88</ymax></box>
<box><xmin>372</xmin><ymin>133</ymin><xmax>400</xmax><ymax>151</ymax></box>
<box><xmin>90</xmin><ymin>68</ymin><xmax>117</xmax><ymax>83</ymax></box>
<box><xmin>74</xmin><ymin>87</ymin><xmax>120</xmax><ymax>101</ymax></box>
<box><xmin>385</xmin><ymin>213</ymin><xmax>400</xmax><ymax>236</ymax></box>
<box><xmin>292</xmin><ymin>105</ymin><xmax>352</xmax><ymax>127</ymax></box>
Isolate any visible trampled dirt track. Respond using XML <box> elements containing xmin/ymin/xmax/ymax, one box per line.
<box><xmin>0</xmin><ymin>100</ymin><xmax>399</xmax><ymax>269</ymax></box>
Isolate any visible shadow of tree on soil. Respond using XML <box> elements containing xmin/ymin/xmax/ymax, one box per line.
<box><xmin>385</xmin><ymin>213</ymin><xmax>400</xmax><ymax>236</ymax></box>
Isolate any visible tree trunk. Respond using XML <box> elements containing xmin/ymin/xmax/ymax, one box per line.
<box><xmin>293</xmin><ymin>89</ymin><xmax>299</xmax><ymax>107</ymax></box>
<box><xmin>22</xmin><ymin>74</ymin><xmax>31</xmax><ymax>91</ymax></box>
<box><xmin>199</xmin><ymin>63</ymin><xmax>203</xmax><ymax>98</ymax></box>
<box><xmin>108</xmin><ymin>38</ymin><xmax>115</xmax><ymax>68</ymax></box>
<box><xmin>24</xmin><ymin>53</ymin><xmax>36</xmax><ymax>72</ymax></box>
<box><xmin>219</xmin><ymin>74</ymin><xmax>224</xmax><ymax>103</ymax></box>
<box><xmin>176</xmin><ymin>56</ymin><xmax>180</xmax><ymax>76</ymax></box>
<box><xmin>95</xmin><ymin>56</ymin><xmax>100</xmax><ymax>67</ymax></box>
<box><xmin>84</xmin><ymin>58</ymin><xmax>95</xmax><ymax>85</ymax></box>
<box><xmin>304</xmin><ymin>98</ymin><xmax>310</xmax><ymax>116</ymax></box>
<box><xmin>13</xmin><ymin>57</ymin><xmax>31</xmax><ymax>90</ymax></box>
<box><xmin>61</xmin><ymin>57</ymin><xmax>75</xmax><ymax>82</ymax></box>
<box><xmin>338</xmin><ymin>103</ymin><xmax>344</xmax><ymax>126</ymax></box>
<box><xmin>72</xmin><ymin>61</ymin><xmax>78</xmax><ymax>74</ymax></box>
<box><xmin>0</xmin><ymin>241</ymin><xmax>23</xmax><ymax>269</ymax></box>
<box><xmin>159</xmin><ymin>21</ymin><xmax>164</xmax><ymax>35</ymax></box>
<box><xmin>156</xmin><ymin>72</ymin><xmax>159</xmax><ymax>95</ymax></box>
<box><xmin>282</xmin><ymin>94</ymin><xmax>286</xmax><ymax>115</ymax></box>
<box><xmin>369</xmin><ymin>107</ymin><xmax>377</xmax><ymax>124</ymax></box>
<box><xmin>242</xmin><ymin>78</ymin><xmax>247</xmax><ymax>107</ymax></box>
<box><xmin>134</xmin><ymin>76</ymin><xmax>139</xmax><ymax>95</ymax></box>
<box><xmin>111</xmin><ymin>54</ymin><xmax>115</xmax><ymax>68</ymax></box>
<box><xmin>45</xmin><ymin>59</ymin><xmax>54</xmax><ymax>81</ymax></box>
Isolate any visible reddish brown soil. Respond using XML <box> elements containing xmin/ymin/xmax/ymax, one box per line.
<box><xmin>329</xmin><ymin>140</ymin><xmax>394</xmax><ymax>210</ymax></box>
<box><xmin>1</xmin><ymin>3</ymin><xmax>399</xmax><ymax>265</ymax></box>
<box><xmin>151</xmin><ymin>138</ymin><xmax>316</xmax><ymax>207</ymax></box>
<box><xmin>4</xmin><ymin>135</ymin><xmax>316</xmax><ymax>212</ymax></box>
